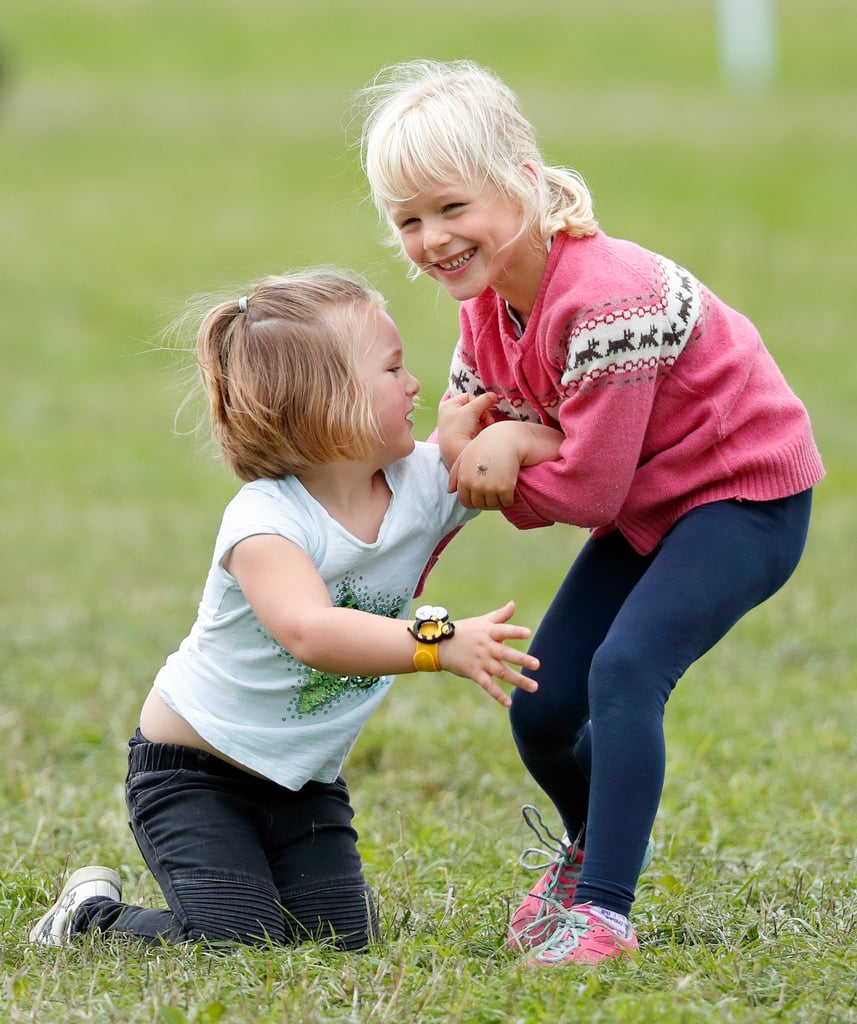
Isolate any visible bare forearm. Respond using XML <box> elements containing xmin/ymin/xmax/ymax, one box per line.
<box><xmin>264</xmin><ymin>601</ymin><xmax>540</xmax><ymax>707</ymax></box>
<box><xmin>279</xmin><ymin>606</ymin><xmax>421</xmax><ymax>676</ymax></box>
<box><xmin>514</xmin><ymin>422</ymin><xmax>564</xmax><ymax>467</ymax></box>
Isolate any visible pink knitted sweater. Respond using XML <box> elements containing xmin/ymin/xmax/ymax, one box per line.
<box><xmin>449</xmin><ymin>230</ymin><xmax>824</xmax><ymax>554</ymax></box>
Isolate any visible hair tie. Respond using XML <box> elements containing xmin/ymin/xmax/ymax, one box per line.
<box><xmin>237</xmin><ymin>296</ymin><xmax>248</xmax><ymax>313</ymax></box>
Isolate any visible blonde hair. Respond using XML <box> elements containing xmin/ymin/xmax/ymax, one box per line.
<box><xmin>357</xmin><ymin>59</ymin><xmax>598</xmax><ymax>256</ymax></box>
<box><xmin>189</xmin><ymin>270</ymin><xmax>387</xmax><ymax>481</ymax></box>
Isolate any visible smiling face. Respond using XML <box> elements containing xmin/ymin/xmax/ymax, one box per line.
<box><xmin>358</xmin><ymin>306</ymin><xmax>421</xmax><ymax>464</ymax></box>
<box><xmin>388</xmin><ymin>174</ymin><xmax>547</xmax><ymax>319</ymax></box>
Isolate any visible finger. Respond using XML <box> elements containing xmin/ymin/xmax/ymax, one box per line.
<box><xmin>499</xmin><ymin>646</ymin><xmax>539</xmax><ymax>669</ymax></box>
<box><xmin>469</xmin><ymin>391</ymin><xmax>499</xmax><ymax>415</ymax></box>
<box><xmin>477</xmin><ymin>674</ymin><xmax>512</xmax><ymax>708</ymax></box>
<box><xmin>502</xmin><ymin>667</ymin><xmax>539</xmax><ymax>692</ymax></box>
<box><xmin>472</xmin><ymin>490</ymin><xmax>501</xmax><ymax>510</ymax></box>
<box><xmin>492</xmin><ymin>624</ymin><xmax>532</xmax><ymax>640</ymax></box>
<box><xmin>457</xmin><ymin>485</ymin><xmax>477</xmax><ymax>509</ymax></box>
<box><xmin>485</xmin><ymin>600</ymin><xmax>517</xmax><ymax>623</ymax></box>
<box><xmin>492</xmin><ymin>641</ymin><xmax>538</xmax><ymax>672</ymax></box>
<box><xmin>447</xmin><ymin>458</ymin><xmax>460</xmax><ymax>492</ymax></box>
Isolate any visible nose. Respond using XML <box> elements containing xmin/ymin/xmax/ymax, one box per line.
<box><xmin>408</xmin><ymin>372</ymin><xmax>421</xmax><ymax>396</ymax></box>
<box><xmin>422</xmin><ymin>221</ymin><xmax>452</xmax><ymax>253</ymax></box>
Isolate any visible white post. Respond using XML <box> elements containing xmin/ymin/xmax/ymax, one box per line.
<box><xmin>716</xmin><ymin>0</ymin><xmax>779</xmax><ymax>89</ymax></box>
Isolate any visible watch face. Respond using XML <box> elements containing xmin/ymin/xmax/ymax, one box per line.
<box><xmin>409</xmin><ymin>604</ymin><xmax>454</xmax><ymax>645</ymax></box>
<box><xmin>415</xmin><ymin>605</ymin><xmax>448</xmax><ymax>622</ymax></box>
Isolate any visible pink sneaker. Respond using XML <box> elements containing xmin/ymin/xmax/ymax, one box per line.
<box><xmin>525</xmin><ymin>905</ymin><xmax>639</xmax><ymax>966</ymax></box>
<box><xmin>507</xmin><ymin>806</ymin><xmax>584</xmax><ymax>950</ymax></box>
<box><xmin>507</xmin><ymin>805</ymin><xmax>655</xmax><ymax>952</ymax></box>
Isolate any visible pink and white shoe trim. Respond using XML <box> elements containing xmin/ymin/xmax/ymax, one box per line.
<box><xmin>525</xmin><ymin>904</ymin><xmax>639</xmax><ymax>965</ymax></box>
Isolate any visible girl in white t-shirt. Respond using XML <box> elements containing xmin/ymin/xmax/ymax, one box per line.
<box><xmin>30</xmin><ymin>268</ymin><xmax>561</xmax><ymax>951</ymax></box>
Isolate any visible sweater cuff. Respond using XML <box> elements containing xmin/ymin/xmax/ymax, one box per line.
<box><xmin>501</xmin><ymin>494</ymin><xmax>554</xmax><ymax>531</ymax></box>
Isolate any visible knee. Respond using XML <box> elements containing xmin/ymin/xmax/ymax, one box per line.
<box><xmin>588</xmin><ymin>643</ymin><xmax>670</xmax><ymax>716</ymax></box>
<box><xmin>510</xmin><ymin>688</ymin><xmax>551</xmax><ymax>744</ymax></box>
<box><xmin>510</xmin><ymin>688</ymin><xmax>584</xmax><ymax>754</ymax></box>
<box><xmin>172</xmin><ymin>874</ymin><xmax>287</xmax><ymax>946</ymax></box>
<box><xmin>280</xmin><ymin>879</ymin><xmax>378</xmax><ymax>952</ymax></box>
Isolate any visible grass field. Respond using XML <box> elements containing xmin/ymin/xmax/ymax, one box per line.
<box><xmin>1</xmin><ymin>1</ymin><xmax>855</xmax><ymax>1021</ymax></box>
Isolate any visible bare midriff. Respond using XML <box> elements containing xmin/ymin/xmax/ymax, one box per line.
<box><xmin>139</xmin><ymin>688</ymin><xmax>267</xmax><ymax>779</ymax></box>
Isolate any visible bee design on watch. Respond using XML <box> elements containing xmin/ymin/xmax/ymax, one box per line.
<box><xmin>408</xmin><ymin>605</ymin><xmax>455</xmax><ymax>672</ymax></box>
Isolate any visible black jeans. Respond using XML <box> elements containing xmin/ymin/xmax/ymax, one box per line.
<box><xmin>73</xmin><ymin>740</ymin><xmax>377</xmax><ymax>950</ymax></box>
<box><xmin>510</xmin><ymin>490</ymin><xmax>813</xmax><ymax>918</ymax></box>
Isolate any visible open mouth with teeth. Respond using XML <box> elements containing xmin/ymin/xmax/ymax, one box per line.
<box><xmin>436</xmin><ymin>249</ymin><xmax>476</xmax><ymax>272</ymax></box>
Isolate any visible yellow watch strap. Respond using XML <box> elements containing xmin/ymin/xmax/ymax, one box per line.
<box><xmin>413</xmin><ymin>640</ymin><xmax>442</xmax><ymax>672</ymax></box>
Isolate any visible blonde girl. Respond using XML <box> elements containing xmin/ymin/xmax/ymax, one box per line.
<box><xmin>358</xmin><ymin>60</ymin><xmax>823</xmax><ymax>965</ymax></box>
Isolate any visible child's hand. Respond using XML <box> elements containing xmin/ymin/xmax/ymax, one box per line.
<box><xmin>449</xmin><ymin>437</ymin><xmax>523</xmax><ymax>508</ymax></box>
<box><xmin>449</xmin><ymin>420</ymin><xmax>564</xmax><ymax>508</ymax></box>
<box><xmin>437</xmin><ymin>392</ymin><xmax>499</xmax><ymax>469</ymax></box>
<box><xmin>437</xmin><ymin>600</ymin><xmax>539</xmax><ymax>707</ymax></box>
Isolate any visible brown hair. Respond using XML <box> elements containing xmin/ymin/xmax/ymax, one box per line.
<box><xmin>191</xmin><ymin>270</ymin><xmax>387</xmax><ymax>481</ymax></box>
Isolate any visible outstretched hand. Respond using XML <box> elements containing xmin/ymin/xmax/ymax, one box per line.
<box><xmin>437</xmin><ymin>600</ymin><xmax>539</xmax><ymax>707</ymax></box>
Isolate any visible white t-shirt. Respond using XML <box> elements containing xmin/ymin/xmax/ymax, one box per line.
<box><xmin>153</xmin><ymin>442</ymin><xmax>476</xmax><ymax>789</ymax></box>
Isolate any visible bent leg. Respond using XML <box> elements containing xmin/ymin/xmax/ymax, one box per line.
<box><xmin>509</xmin><ymin>531</ymin><xmax>653</xmax><ymax>838</ymax></box>
<box><xmin>76</xmin><ymin>743</ymin><xmax>288</xmax><ymax>945</ymax></box>
<box><xmin>267</xmin><ymin>777</ymin><xmax>378</xmax><ymax>951</ymax></box>
<box><xmin>577</xmin><ymin>491</ymin><xmax>813</xmax><ymax>917</ymax></box>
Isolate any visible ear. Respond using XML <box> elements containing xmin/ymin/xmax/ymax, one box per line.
<box><xmin>510</xmin><ymin>161</ymin><xmax>540</xmax><ymax>215</ymax></box>
<box><xmin>521</xmin><ymin>160</ymin><xmax>540</xmax><ymax>185</ymax></box>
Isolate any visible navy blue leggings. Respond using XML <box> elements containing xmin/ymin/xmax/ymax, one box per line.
<box><xmin>510</xmin><ymin>491</ymin><xmax>813</xmax><ymax>918</ymax></box>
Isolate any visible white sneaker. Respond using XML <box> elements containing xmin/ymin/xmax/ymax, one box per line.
<box><xmin>29</xmin><ymin>866</ymin><xmax>122</xmax><ymax>946</ymax></box>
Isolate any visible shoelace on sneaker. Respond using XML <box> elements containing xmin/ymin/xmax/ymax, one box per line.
<box><xmin>528</xmin><ymin>906</ymin><xmax>635</xmax><ymax>965</ymax></box>
<box><xmin>510</xmin><ymin>805</ymin><xmax>584</xmax><ymax>947</ymax></box>
<box><xmin>532</xmin><ymin>907</ymin><xmax>595</xmax><ymax>961</ymax></box>
<box><xmin>519</xmin><ymin>805</ymin><xmax>655</xmax><ymax>895</ymax></box>
<box><xmin>518</xmin><ymin>805</ymin><xmax>584</xmax><ymax>901</ymax></box>
<box><xmin>511</xmin><ymin>807</ymin><xmax>655</xmax><ymax>952</ymax></box>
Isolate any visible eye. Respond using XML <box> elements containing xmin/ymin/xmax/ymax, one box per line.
<box><xmin>442</xmin><ymin>202</ymin><xmax>465</xmax><ymax>214</ymax></box>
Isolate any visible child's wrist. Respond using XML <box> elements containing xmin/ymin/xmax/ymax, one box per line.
<box><xmin>408</xmin><ymin>606</ymin><xmax>455</xmax><ymax>672</ymax></box>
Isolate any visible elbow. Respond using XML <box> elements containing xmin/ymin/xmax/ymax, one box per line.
<box><xmin>515</xmin><ymin>464</ymin><xmax>629</xmax><ymax>527</ymax></box>
<box><xmin>511</xmin><ymin>484</ymin><xmax>624</xmax><ymax>530</ymax></box>
<box><xmin>580</xmin><ymin>483</ymin><xmax>625</xmax><ymax>526</ymax></box>
<box><xmin>270</xmin><ymin>614</ymin><xmax>325</xmax><ymax>668</ymax></box>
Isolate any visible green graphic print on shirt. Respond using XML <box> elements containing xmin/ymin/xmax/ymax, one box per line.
<box><xmin>258</xmin><ymin>573</ymin><xmax>410</xmax><ymax>719</ymax></box>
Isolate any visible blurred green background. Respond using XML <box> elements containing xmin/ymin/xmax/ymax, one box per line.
<box><xmin>3</xmin><ymin>0</ymin><xmax>853</xmax><ymax>643</ymax></box>
<box><xmin>1</xmin><ymin>2</ymin><xmax>855</xmax><ymax>1020</ymax></box>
